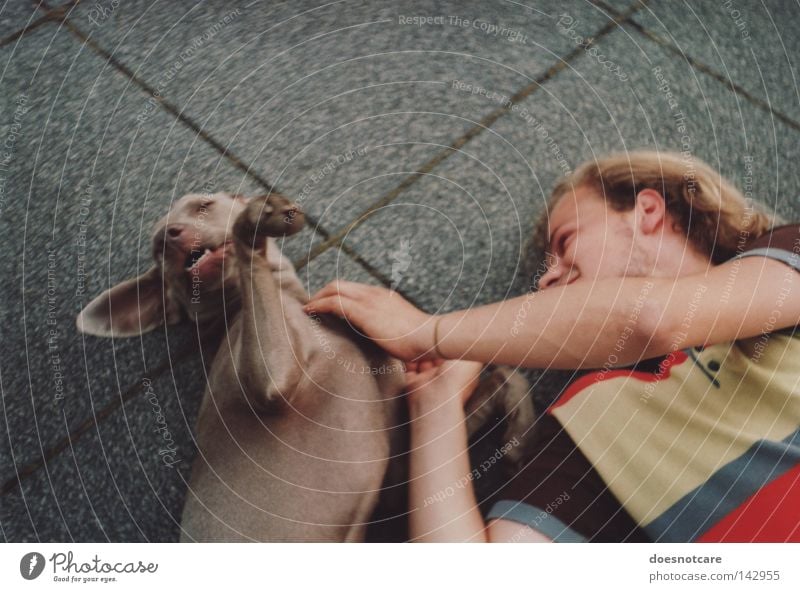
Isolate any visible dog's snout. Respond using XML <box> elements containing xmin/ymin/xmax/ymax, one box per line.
<box><xmin>166</xmin><ymin>224</ymin><xmax>185</xmax><ymax>239</ymax></box>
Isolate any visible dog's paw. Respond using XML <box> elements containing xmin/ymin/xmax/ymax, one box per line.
<box><xmin>233</xmin><ymin>193</ymin><xmax>305</xmax><ymax>245</ymax></box>
<box><xmin>465</xmin><ymin>366</ymin><xmax>537</xmax><ymax>467</ymax></box>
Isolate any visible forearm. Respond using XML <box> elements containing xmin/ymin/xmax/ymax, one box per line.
<box><xmin>435</xmin><ymin>276</ymin><xmax>660</xmax><ymax>369</ymax></box>
<box><xmin>408</xmin><ymin>396</ymin><xmax>487</xmax><ymax>542</ymax></box>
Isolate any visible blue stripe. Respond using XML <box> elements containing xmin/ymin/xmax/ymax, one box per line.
<box><xmin>486</xmin><ymin>500</ymin><xmax>588</xmax><ymax>542</ymax></box>
<box><xmin>735</xmin><ymin>247</ymin><xmax>800</xmax><ymax>273</ymax></box>
<box><xmin>645</xmin><ymin>429</ymin><xmax>800</xmax><ymax>542</ymax></box>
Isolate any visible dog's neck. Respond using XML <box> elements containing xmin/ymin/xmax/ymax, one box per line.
<box><xmin>184</xmin><ymin>247</ymin><xmax>308</xmax><ymax>329</ymax></box>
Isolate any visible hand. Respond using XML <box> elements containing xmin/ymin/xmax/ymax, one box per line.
<box><xmin>303</xmin><ymin>280</ymin><xmax>437</xmax><ymax>361</ymax></box>
<box><xmin>404</xmin><ymin>359</ymin><xmax>484</xmax><ymax>408</ymax></box>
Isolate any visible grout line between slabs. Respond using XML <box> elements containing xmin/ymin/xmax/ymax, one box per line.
<box><xmin>0</xmin><ymin>13</ymin><xmax>50</xmax><ymax>48</ymax></box>
<box><xmin>53</xmin><ymin>12</ymin><xmax>400</xmax><ymax>289</ymax></box>
<box><xmin>614</xmin><ymin>3</ymin><xmax>800</xmax><ymax>133</ymax></box>
<box><xmin>7</xmin><ymin>0</ymin><xmax>799</xmax><ymax>506</ymax></box>
<box><xmin>0</xmin><ymin>0</ymin><xmax>79</xmax><ymax>49</ymax></box>
<box><xmin>2</xmin><ymin>0</ymin><xmax>645</xmax><ymax>498</ymax></box>
<box><xmin>298</xmin><ymin>0</ymin><xmax>649</xmax><ymax>266</ymax></box>
<box><xmin>0</xmin><ymin>339</ymin><xmax>205</xmax><ymax>497</ymax></box>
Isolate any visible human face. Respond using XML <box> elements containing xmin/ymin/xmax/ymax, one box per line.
<box><xmin>537</xmin><ymin>185</ymin><xmax>647</xmax><ymax>290</ymax></box>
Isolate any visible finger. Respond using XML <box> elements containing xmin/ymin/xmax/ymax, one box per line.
<box><xmin>303</xmin><ymin>295</ymin><xmax>351</xmax><ymax>316</ymax></box>
<box><xmin>411</xmin><ymin>349</ymin><xmax>439</xmax><ymax>363</ymax></box>
<box><xmin>304</xmin><ymin>284</ymin><xmax>356</xmax><ymax>309</ymax></box>
<box><xmin>405</xmin><ymin>361</ymin><xmax>419</xmax><ymax>373</ymax></box>
<box><xmin>306</xmin><ymin>281</ymin><xmax>341</xmax><ymax>303</ymax></box>
<box><xmin>303</xmin><ymin>295</ymin><xmax>362</xmax><ymax>326</ymax></box>
<box><xmin>404</xmin><ymin>367</ymin><xmax>439</xmax><ymax>391</ymax></box>
<box><xmin>419</xmin><ymin>360</ymin><xmax>434</xmax><ymax>372</ymax></box>
<box><xmin>308</xmin><ymin>280</ymin><xmax>370</xmax><ymax>302</ymax></box>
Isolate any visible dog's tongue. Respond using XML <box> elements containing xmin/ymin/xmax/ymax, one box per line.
<box><xmin>187</xmin><ymin>244</ymin><xmax>228</xmax><ymax>283</ymax></box>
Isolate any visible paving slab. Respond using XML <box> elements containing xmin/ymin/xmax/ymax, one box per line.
<box><xmin>338</xmin><ymin>21</ymin><xmax>800</xmax><ymax>410</ymax></box>
<box><xmin>2</xmin><ymin>243</ymin><xmax>386</xmax><ymax>542</ymax></box>
<box><xmin>0</xmin><ymin>360</ymin><xmax>203</xmax><ymax>542</ymax></box>
<box><xmin>299</xmin><ymin>243</ymin><xmax>379</xmax><ymax>294</ymax></box>
<box><xmin>4</xmin><ymin>0</ymin><xmax>798</xmax><ymax>544</ymax></box>
<box><xmin>0</xmin><ymin>0</ymin><xmax>44</xmax><ymax>40</ymax></box>
<box><xmin>65</xmin><ymin>0</ymin><xmax>621</xmax><ymax>235</ymax></box>
<box><xmin>633</xmin><ymin>0</ymin><xmax>800</xmax><ymax>122</ymax></box>
<box><xmin>0</xmin><ymin>23</ymin><xmax>308</xmax><ymax>488</ymax></box>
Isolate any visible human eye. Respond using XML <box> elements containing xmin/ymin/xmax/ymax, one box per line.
<box><xmin>562</xmin><ymin>231</ymin><xmax>575</xmax><ymax>252</ymax></box>
<box><xmin>555</xmin><ymin>229</ymin><xmax>572</xmax><ymax>256</ymax></box>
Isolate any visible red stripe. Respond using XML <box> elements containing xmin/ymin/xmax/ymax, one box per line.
<box><xmin>547</xmin><ymin>351</ymin><xmax>690</xmax><ymax>413</ymax></box>
<box><xmin>698</xmin><ymin>464</ymin><xmax>800</xmax><ymax>542</ymax></box>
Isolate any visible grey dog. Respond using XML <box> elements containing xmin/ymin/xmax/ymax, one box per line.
<box><xmin>77</xmin><ymin>191</ymin><xmax>533</xmax><ymax>541</ymax></box>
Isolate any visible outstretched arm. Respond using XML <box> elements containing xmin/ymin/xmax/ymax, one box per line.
<box><xmin>404</xmin><ymin>360</ymin><xmax>548</xmax><ymax>543</ymax></box>
<box><xmin>406</xmin><ymin>361</ymin><xmax>485</xmax><ymax>542</ymax></box>
<box><xmin>304</xmin><ymin>255</ymin><xmax>800</xmax><ymax>368</ymax></box>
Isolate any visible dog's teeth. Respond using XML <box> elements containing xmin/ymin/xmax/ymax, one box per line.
<box><xmin>185</xmin><ymin>245</ymin><xmax>221</xmax><ymax>270</ymax></box>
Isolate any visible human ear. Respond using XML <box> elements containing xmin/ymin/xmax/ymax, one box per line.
<box><xmin>634</xmin><ymin>188</ymin><xmax>666</xmax><ymax>235</ymax></box>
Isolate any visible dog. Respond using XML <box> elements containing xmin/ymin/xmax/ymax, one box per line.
<box><xmin>77</xmin><ymin>191</ymin><xmax>534</xmax><ymax>541</ymax></box>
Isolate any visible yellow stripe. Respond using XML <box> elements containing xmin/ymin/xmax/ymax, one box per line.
<box><xmin>552</xmin><ymin>334</ymin><xmax>800</xmax><ymax>525</ymax></box>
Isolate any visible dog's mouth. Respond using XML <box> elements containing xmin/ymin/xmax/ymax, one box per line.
<box><xmin>184</xmin><ymin>241</ymin><xmax>233</xmax><ymax>276</ymax></box>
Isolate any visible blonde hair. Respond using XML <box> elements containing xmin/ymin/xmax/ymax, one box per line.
<box><xmin>532</xmin><ymin>151</ymin><xmax>780</xmax><ymax>264</ymax></box>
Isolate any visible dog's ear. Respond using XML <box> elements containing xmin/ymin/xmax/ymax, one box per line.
<box><xmin>76</xmin><ymin>266</ymin><xmax>180</xmax><ymax>337</ymax></box>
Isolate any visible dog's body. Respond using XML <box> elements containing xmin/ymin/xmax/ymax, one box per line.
<box><xmin>182</xmin><ymin>307</ymin><xmax>405</xmax><ymax>541</ymax></box>
<box><xmin>78</xmin><ymin>192</ymin><xmax>405</xmax><ymax>541</ymax></box>
<box><xmin>77</xmin><ymin>191</ymin><xmax>532</xmax><ymax>542</ymax></box>
<box><xmin>178</xmin><ymin>237</ymin><xmax>407</xmax><ymax>541</ymax></box>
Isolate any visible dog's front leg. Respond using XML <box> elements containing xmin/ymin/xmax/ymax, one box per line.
<box><xmin>230</xmin><ymin>193</ymin><xmax>306</xmax><ymax>413</ymax></box>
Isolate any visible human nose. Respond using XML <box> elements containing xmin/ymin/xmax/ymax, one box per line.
<box><xmin>538</xmin><ymin>254</ymin><xmax>564</xmax><ymax>290</ymax></box>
